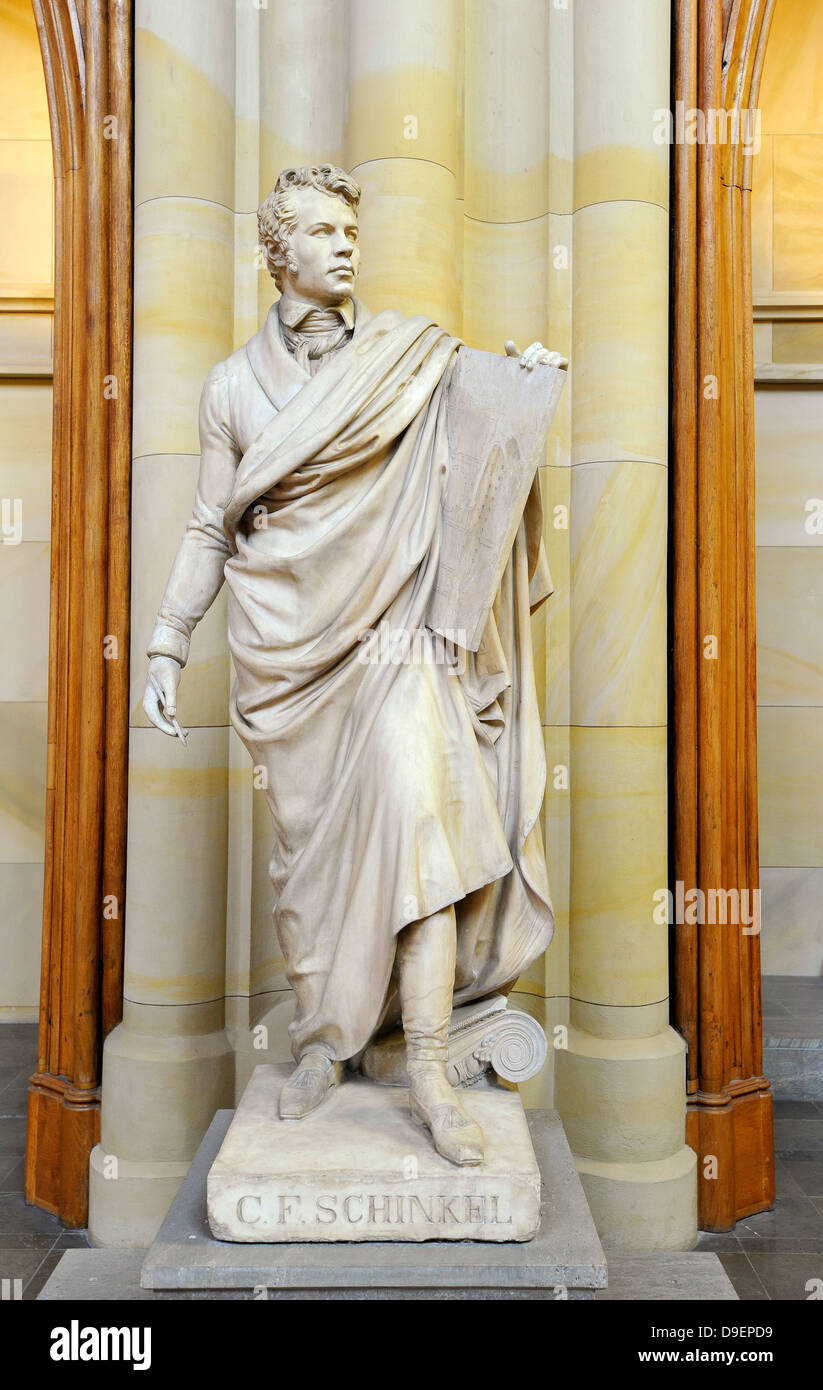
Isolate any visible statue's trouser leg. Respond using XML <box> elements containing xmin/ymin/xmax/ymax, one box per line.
<box><xmin>395</xmin><ymin>906</ymin><xmax>484</xmax><ymax>1166</ymax></box>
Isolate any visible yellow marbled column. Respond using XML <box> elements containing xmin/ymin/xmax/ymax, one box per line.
<box><xmin>90</xmin><ymin>0</ymin><xmax>237</xmax><ymax>1249</ymax></box>
<box><xmin>345</xmin><ymin>0</ymin><xmax>460</xmax><ymax>330</ymax></box>
<box><xmin>551</xmin><ymin>0</ymin><xmax>697</xmax><ymax>1249</ymax></box>
<box><xmin>462</xmin><ymin>0</ymin><xmax>550</xmax><ymax>351</ymax></box>
<box><xmin>256</xmin><ymin>0</ymin><xmax>347</xmax><ymax>323</ymax></box>
<box><xmin>461</xmin><ymin>0</ymin><xmax>559</xmax><ymax>1091</ymax></box>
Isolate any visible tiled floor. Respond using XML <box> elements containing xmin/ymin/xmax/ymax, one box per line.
<box><xmin>694</xmin><ymin>1103</ymin><xmax>823</xmax><ymax>1299</ymax></box>
<box><xmin>0</xmin><ymin>1022</ymin><xmax>90</xmax><ymax>1301</ymax></box>
<box><xmin>3</xmin><ymin>988</ymin><xmax>823</xmax><ymax>1301</ymax></box>
<box><xmin>762</xmin><ymin>975</ymin><xmax>823</xmax><ymax>1101</ymax></box>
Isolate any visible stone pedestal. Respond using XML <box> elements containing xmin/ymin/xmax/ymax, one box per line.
<box><xmin>140</xmin><ymin>1099</ymin><xmax>607</xmax><ymax>1298</ymax></box>
<box><xmin>207</xmin><ymin>1065</ymin><xmax>539</xmax><ymax>1243</ymax></box>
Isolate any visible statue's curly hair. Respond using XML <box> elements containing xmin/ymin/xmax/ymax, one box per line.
<box><xmin>257</xmin><ymin>165</ymin><xmax>362</xmax><ymax>290</ymax></box>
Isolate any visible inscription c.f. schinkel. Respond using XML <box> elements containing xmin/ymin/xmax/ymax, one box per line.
<box><xmin>235</xmin><ymin>1192</ymin><xmax>513</xmax><ymax>1227</ymax></box>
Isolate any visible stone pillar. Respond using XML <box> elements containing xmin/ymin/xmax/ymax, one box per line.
<box><xmin>88</xmin><ymin>0</ymin><xmax>237</xmax><ymax>1247</ymax></box>
<box><xmin>552</xmin><ymin>0</ymin><xmax>697</xmax><ymax>1249</ymax></box>
<box><xmin>257</xmin><ymin>0</ymin><xmax>347</xmax><ymax>322</ymax></box>
<box><xmin>345</xmin><ymin>0</ymin><xmax>460</xmax><ymax>331</ymax></box>
<box><xmin>460</xmin><ymin>0</ymin><xmax>562</xmax><ymax>1105</ymax></box>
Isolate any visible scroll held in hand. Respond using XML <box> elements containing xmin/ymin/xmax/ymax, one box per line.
<box><xmin>429</xmin><ymin>347</ymin><xmax>566</xmax><ymax>651</ymax></box>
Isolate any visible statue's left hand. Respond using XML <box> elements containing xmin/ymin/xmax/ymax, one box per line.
<box><xmin>505</xmin><ymin>340</ymin><xmax>568</xmax><ymax>371</ymax></box>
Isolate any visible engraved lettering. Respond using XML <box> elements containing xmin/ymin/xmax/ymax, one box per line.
<box><xmin>315</xmin><ymin>1195</ymin><xmax>337</xmax><ymax>1223</ymax></box>
<box><xmin>466</xmin><ymin>1194</ymin><xmax>486</xmax><ymax>1223</ymax></box>
<box><xmin>343</xmin><ymin>1194</ymin><xmax>363</xmax><ymax>1222</ymax></box>
<box><xmin>489</xmin><ymin>1194</ymin><xmax>512</xmax><ymax>1225</ymax></box>
<box><xmin>438</xmin><ymin>1196</ymin><xmax>463</xmax><ymax>1223</ymax></box>
<box><xmin>277</xmin><ymin>1194</ymin><xmax>301</xmax><ymax>1223</ymax></box>
<box><xmin>367</xmin><ymin>1194</ymin><xmax>398</xmax><ymax>1223</ymax></box>
<box><xmin>407</xmin><ymin>1194</ymin><xmax>434</xmax><ymax>1223</ymax></box>
<box><xmin>236</xmin><ymin>1194</ymin><xmax>261</xmax><ymax>1224</ymax></box>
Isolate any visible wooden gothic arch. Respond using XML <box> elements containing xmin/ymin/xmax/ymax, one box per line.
<box><xmin>25</xmin><ymin>0</ymin><xmax>132</xmax><ymax>1226</ymax></box>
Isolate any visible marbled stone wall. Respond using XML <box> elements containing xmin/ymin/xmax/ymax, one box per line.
<box><xmin>751</xmin><ymin>0</ymin><xmax>823</xmax><ymax>977</ymax></box>
<box><xmin>0</xmin><ymin>0</ymin><xmax>54</xmax><ymax>1020</ymax></box>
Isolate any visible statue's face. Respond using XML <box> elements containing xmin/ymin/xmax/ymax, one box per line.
<box><xmin>285</xmin><ymin>187</ymin><xmax>360</xmax><ymax>304</ymax></box>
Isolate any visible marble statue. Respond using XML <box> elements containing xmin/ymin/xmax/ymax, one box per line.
<box><xmin>143</xmin><ymin>164</ymin><xmax>567</xmax><ymax>1171</ymax></box>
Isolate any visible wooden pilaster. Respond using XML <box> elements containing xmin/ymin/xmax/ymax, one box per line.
<box><xmin>25</xmin><ymin>0</ymin><xmax>132</xmax><ymax>1227</ymax></box>
<box><xmin>671</xmin><ymin>0</ymin><xmax>776</xmax><ymax>1231</ymax></box>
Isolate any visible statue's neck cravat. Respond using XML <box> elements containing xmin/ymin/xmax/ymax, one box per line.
<box><xmin>278</xmin><ymin>296</ymin><xmax>354</xmax><ymax>376</ymax></box>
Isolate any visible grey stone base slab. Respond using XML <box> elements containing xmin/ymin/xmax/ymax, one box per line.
<box><xmin>597</xmin><ymin>1253</ymin><xmax>739</xmax><ymax>1301</ymax></box>
<box><xmin>38</xmin><ymin>1250</ymin><xmax>152</xmax><ymax>1301</ymax></box>
<box><xmin>208</xmin><ymin>1065</ymin><xmax>540</xmax><ymax>1243</ymax></box>
<box><xmin>39</xmin><ymin>1246</ymin><xmax>740</xmax><ymax>1303</ymax></box>
<box><xmin>141</xmin><ymin>1106</ymin><xmax>606</xmax><ymax>1298</ymax></box>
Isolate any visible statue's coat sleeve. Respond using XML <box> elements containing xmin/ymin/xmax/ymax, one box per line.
<box><xmin>147</xmin><ymin>368</ymin><xmax>241</xmax><ymax>666</ymax></box>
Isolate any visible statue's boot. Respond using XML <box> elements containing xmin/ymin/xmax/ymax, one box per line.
<box><xmin>279</xmin><ymin>1046</ymin><xmax>342</xmax><ymax>1120</ymax></box>
<box><xmin>397</xmin><ymin>909</ymin><xmax>484</xmax><ymax>1167</ymax></box>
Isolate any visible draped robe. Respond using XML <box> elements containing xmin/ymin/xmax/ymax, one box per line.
<box><xmin>148</xmin><ymin>296</ymin><xmax>555</xmax><ymax>1063</ymax></box>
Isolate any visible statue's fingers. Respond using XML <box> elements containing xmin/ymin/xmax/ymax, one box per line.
<box><xmin>504</xmin><ymin>339</ymin><xmax>520</xmax><ymax>358</ymax></box>
<box><xmin>144</xmin><ymin>677</ymin><xmax>178</xmax><ymax>736</ymax></box>
<box><xmin>142</xmin><ymin>692</ymin><xmax>171</xmax><ymax>735</ymax></box>
<box><xmin>149</xmin><ymin>669</ymin><xmax>177</xmax><ymax>718</ymax></box>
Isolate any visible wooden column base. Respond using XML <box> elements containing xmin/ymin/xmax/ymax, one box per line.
<box><xmin>25</xmin><ymin>1074</ymin><xmax>100</xmax><ymax>1228</ymax></box>
<box><xmin>686</xmin><ymin>1079</ymin><xmax>775</xmax><ymax>1232</ymax></box>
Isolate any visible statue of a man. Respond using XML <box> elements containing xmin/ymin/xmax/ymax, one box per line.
<box><xmin>143</xmin><ymin>164</ymin><xmax>566</xmax><ymax>1168</ymax></box>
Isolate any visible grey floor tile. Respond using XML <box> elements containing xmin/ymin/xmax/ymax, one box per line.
<box><xmin>0</xmin><ymin>1158</ymin><xmax>25</xmax><ymax>1193</ymax></box>
<box><xmin>0</xmin><ymin>1249</ymin><xmax>49</xmax><ymax>1299</ymax></box>
<box><xmin>0</xmin><ymin>1232</ymin><xmax>54</xmax><ymax>1251</ymax></box>
<box><xmin>694</xmin><ymin>1231</ymin><xmax>741</xmax><ymax>1253</ymax></box>
<box><xmin>0</xmin><ymin>1117</ymin><xmax>27</xmax><ymax>1155</ymax></box>
<box><xmin>764</xmin><ymin>1020</ymin><xmax>823</xmax><ymax>1039</ymax></box>
<box><xmin>771</xmin><ymin>977</ymin><xmax>823</xmax><ymax>989</ymax></box>
<box><xmin>780</xmin><ymin>1158</ymin><xmax>823</xmax><ymax>1198</ymax></box>
<box><xmin>0</xmin><ymin>1066</ymin><xmax>21</xmax><ymax>1090</ymax></box>
<box><xmin>746</xmin><ymin>1252</ymin><xmax>823</xmax><ymax>1301</ymax></box>
<box><xmin>0</xmin><ymin>1024</ymin><xmax>37</xmax><ymax>1041</ymax></box>
<box><xmin>0</xmin><ymin>1042</ymin><xmax>39</xmax><ymax>1066</ymax></box>
<box><xmin>773</xmin><ymin>1100</ymin><xmax>820</xmax><ymax>1119</ymax></box>
<box><xmin>773</xmin><ymin>1119</ymin><xmax>823</xmax><ymax>1156</ymax></box>
<box><xmin>0</xmin><ymin>1154</ymin><xmax>22</xmax><ymax>1187</ymax></box>
<box><xmin>54</xmin><ymin>1230</ymin><xmax>90</xmax><ymax>1249</ymax></box>
<box><xmin>25</xmin><ymin>1251</ymin><xmax>63</xmax><ymax>1301</ymax></box>
<box><xmin>737</xmin><ymin>1236</ymin><xmax>804</xmax><ymax>1252</ymax></box>
<box><xmin>765</xmin><ymin>1050</ymin><xmax>823</xmax><ymax>1104</ymax></box>
<box><xmin>0</xmin><ymin>1193</ymin><xmax>64</xmax><ymax>1237</ymax></box>
<box><xmin>717</xmin><ymin>1253</ymin><xmax>769</xmax><ymax>1300</ymax></box>
<box><xmin>735</xmin><ymin>1182</ymin><xmax>821</xmax><ymax>1239</ymax></box>
<box><xmin>0</xmin><ymin>1088</ymin><xmax>29</xmax><ymax>1119</ymax></box>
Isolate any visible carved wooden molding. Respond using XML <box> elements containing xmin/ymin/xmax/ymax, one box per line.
<box><xmin>671</xmin><ymin>0</ymin><xmax>776</xmax><ymax>1231</ymax></box>
<box><xmin>25</xmin><ymin>0</ymin><xmax>132</xmax><ymax>1228</ymax></box>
